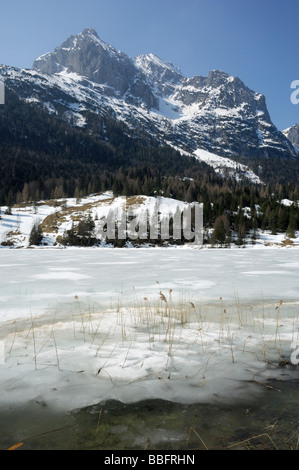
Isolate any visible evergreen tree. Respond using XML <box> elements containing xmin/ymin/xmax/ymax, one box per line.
<box><xmin>286</xmin><ymin>214</ymin><xmax>296</xmax><ymax>238</ymax></box>
<box><xmin>212</xmin><ymin>216</ymin><xmax>228</xmax><ymax>246</ymax></box>
<box><xmin>29</xmin><ymin>223</ymin><xmax>43</xmax><ymax>246</ymax></box>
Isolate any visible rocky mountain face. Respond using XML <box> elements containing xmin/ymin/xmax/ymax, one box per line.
<box><xmin>134</xmin><ymin>53</ymin><xmax>184</xmax><ymax>97</ymax></box>
<box><xmin>32</xmin><ymin>28</ymin><xmax>158</xmax><ymax>109</ymax></box>
<box><xmin>1</xmin><ymin>28</ymin><xmax>298</xmax><ymax>181</ymax></box>
<box><xmin>283</xmin><ymin>124</ymin><xmax>299</xmax><ymax>150</ymax></box>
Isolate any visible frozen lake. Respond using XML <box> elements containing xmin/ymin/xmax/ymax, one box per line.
<box><xmin>0</xmin><ymin>246</ymin><xmax>299</xmax><ymax>418</ymax></box>
<box><xmin>1</xmin><ymin>246</ymin><xmax>299</xmax><ymax>317</ymax></box>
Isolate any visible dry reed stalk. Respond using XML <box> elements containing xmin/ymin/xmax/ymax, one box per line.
<box><xmin>95</xmin><ymin>407</ymin><xmax>104</xmax><ymax>436</ymax></box>
<box><xmin>74</xmin><ymin>296</ymin><xmax>86</xmax><ymax>342</ymax></box>
<box><xmin>53</xmin><ymin>332</ymin><xmax>60</xmax><ymax>370</ymax></box>
<box><xmin>226</xmin><ymin>432</ymin><xmax>278</xmax><ymax>450</ymax></box>
<box><xmin>274</xmin><ymin>304</ymin><xmax>283</xmax><ymax>353</ymax></box>
<box><xmin>95</xmin><ymin>330</ymin><xmax>111</xmax><ymax>357</ymax></box>
<box><xmin>30</xmin><ymin>309</ymin><xmax>37</xmax><ymax>370</ymax></box>
<box><xmin>186</xmin><ymin>427</ymin><xmax>209</xmax><ymax>450</ymax></box>
<box><xmin>86</xmin><ymin>302</ymin><xmax>96</xmax><ymax>336</ymax></box>
<box><xmin>8</xmin><ymin>324</ymin><xmax>18</xmax><ymax>354</ymax></box>
<box><xmin>121</xmin><ymin>338</ymin><xmax>133</xmax><ymax>368</ymax></box>
<box><xmin>97</xmin><ymin>339</ymin><xmax>120</xmax><ymax>375</ymax></box>
<box><xmin>90</xmin><ymin>319</ymin><xmax>103</xmax><ymax>349</ymax></box>
<box><xmin>252</xmin><ymin>379</ymin><xmax>281</xmax><ymax>392</ymax></box>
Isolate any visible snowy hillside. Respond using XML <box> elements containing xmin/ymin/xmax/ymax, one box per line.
<box><xmin>1</xmin><ymin>192</ymin><xmax>298</xmax><ymax>249</ymax></box>
<box><xmin>193</xmin><ymin>148</ymin><xmax>263</xmax><ymax>184</ymax></box>
<box><xmin>0</xmin><ymin>192</ymin><xmax>198</xmax><ymax>248</ymax></box>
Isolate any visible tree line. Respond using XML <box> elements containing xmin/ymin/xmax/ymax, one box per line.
<box><xmin>1</xmin><ymin>87</ymin><xmax>299</xmax><ymax>247</ymax></box>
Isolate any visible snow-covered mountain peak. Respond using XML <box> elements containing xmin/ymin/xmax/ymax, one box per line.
<box><xmin>33</xmin><ymin>28</ymin><xmax>128</xmax><ymax>72</ymax></box>
<box><xmin>32</xmin><ymin>28</ymin><xmax>158</xmax><ymax>109</ymax></box>
<box><xmin>80</xmin><ymin>27</ymin><xmax>100</xmax><ymax>38</ymax></box>
<box><xmin>76</xmin><ymin>27</ymin><xmax>126</xmax><ymax>58</ymax></box>
<box><xmin>206</xmin><ymin>69</ymin><xmax>230</xmax><ymax>87</ymax></box>
<box><xmin>4</xmin><ymin>27</ymin><xmax>295</xmax><ymax>169</ymax></box>
<box><xmin>135</xmin><ymin>53</ymin><xmax>184</xmax><ymax>96</ymax></box>
<box><xmin>135</xmin><ymin>53</ymin><xmax>183</xmax><ymax>76</ymax></box>
<box><xmin>65</xmin><ymin>27</ymin><xmax>102</xmax><ymax>45</ymax></box>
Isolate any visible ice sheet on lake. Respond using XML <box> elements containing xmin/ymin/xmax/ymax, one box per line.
<box><xmin>0</xmin><ymin>247</ymin><xmax>299</xmax><ymax>412</ymax></box>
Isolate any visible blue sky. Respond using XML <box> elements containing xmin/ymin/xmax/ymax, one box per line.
<box><xmin>0</xmin><ymin>0</ymin><xmax>298</xmax><ymax>130</ymax></box>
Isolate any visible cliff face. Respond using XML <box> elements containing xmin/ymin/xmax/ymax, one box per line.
<box><xmin>283</xmin><ymin>124</ymin><xmax>299</xmax><ymax>150</ymax></box>
<box><xmin>32</xmin><ymin>28</ymin><xmax>158</xmax><ymax>109</ymax></box>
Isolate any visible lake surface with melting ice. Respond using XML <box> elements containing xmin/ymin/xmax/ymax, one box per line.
<box><xmin>1</xmin><ymin>246</ymin><xmax>299</xmax><ymax>449</ymax></box>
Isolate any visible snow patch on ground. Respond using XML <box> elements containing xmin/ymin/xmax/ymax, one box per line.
<box><xmin>194</xmin><ymin>148</ymin><xmax>263</xmax><ymax>184</ymax></box>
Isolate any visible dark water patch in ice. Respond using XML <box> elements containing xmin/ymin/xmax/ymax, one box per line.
<box><xmin>1</xmin><ymin>378</ymin><xmax>299</xmax><ymax>450</ymax></box>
